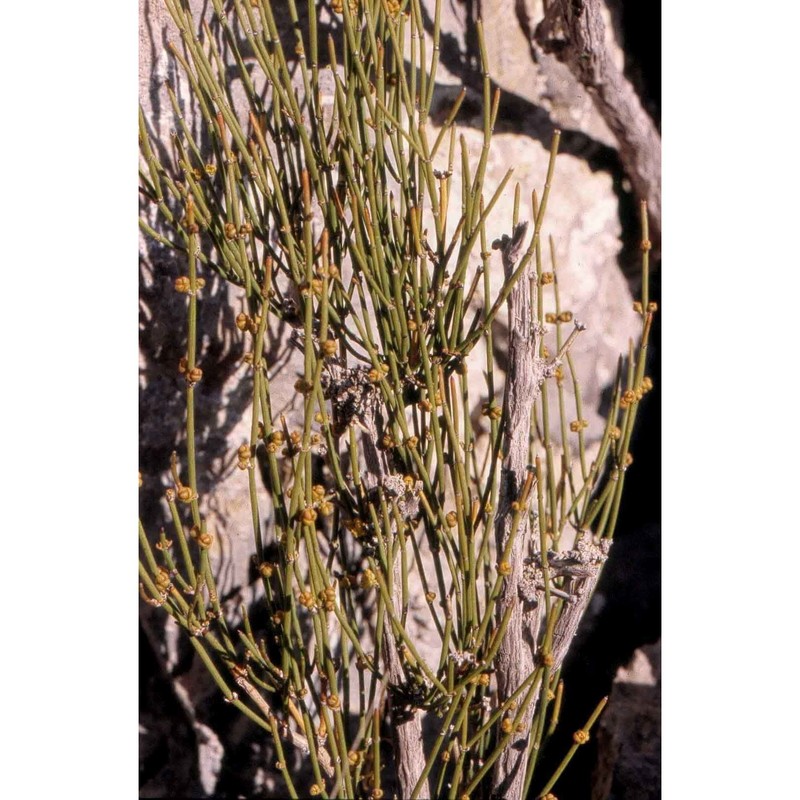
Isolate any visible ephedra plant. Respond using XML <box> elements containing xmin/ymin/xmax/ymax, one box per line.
<box><xmin>138</xmin><ymin>1</ymin><xmax>655</xmax><ymax>798</ymax></box>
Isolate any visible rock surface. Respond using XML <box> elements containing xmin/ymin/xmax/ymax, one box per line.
<box><xmin>593</xmin><ymin>641</ymin><xmax>662</xmax><ymax>800</ymax></box>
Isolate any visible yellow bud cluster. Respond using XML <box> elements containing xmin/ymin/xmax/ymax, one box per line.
<box><xmin>318</xmin><ymin>584</ymin><xmax>337</xmax><ymax>612</ymax></box>
<box><xmin>345</xmin><ymin>518</ymin><xmax>366</xmax><ymax>538</ymax></box>
<box><xmin>481</xmin><ymin>402</ymin><xmax>502</xmax><ymax>420</ymax></box>
<box><xmin>237</xmin><ymin>443</ymin><xmax>252</xmax><ymax>470</ymax></box>
<box><xmin>298</xmin><ymin>589</ymin><xmax>317</xmax><ymax>610</ymax></box>
<box><xmin>620</xmin><ymin>389</ymin><xmax>637</xmax><ymax>408</ymax></box>
<box><xmin>573</xmin><ymin>729</ymin><xmax>590</xmax><ymax>745</ymax></box>
<box><xmin>360</xmin><ymin>569</ymin><xmax>379</xmax><ymax>589</ymax></box>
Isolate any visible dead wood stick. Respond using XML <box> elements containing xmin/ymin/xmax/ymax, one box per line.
<box><xmin>490</xmin><ymin>222</ymin><xmax>547</xmax><ymax>800</ymax></box>
<box><xmin>532</xmin><ymin>0</ymin><xmax>661</xmax><ymax>252</ymax></box>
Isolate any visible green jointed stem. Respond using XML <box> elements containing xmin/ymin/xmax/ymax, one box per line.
<box><xmin>140</xmin><ymin>2</ymin><xmax>650</xmax><ymax>796</ymax></box>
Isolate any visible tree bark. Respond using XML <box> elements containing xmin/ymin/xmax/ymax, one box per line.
<box><xmin>489</xmin><ymin>223</ymin><xmax>547</xmax><ymax>800</ymax></box>
<box><xmin>529</xmin><ymin>0</ymin><xmax>661</xmax><ymax>252</ymax></box>
<box><xmin>360</xmin><ymin>400</ymin><xmax>432</xmax><ymax>800</ymax></box>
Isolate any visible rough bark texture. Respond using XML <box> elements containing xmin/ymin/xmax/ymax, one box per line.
<box><xmin>530</xmin><ymin>0</ymin><xmax>661</xmax><ymax>252</ymax></box>
<box><xmin>359</xmin><ymin>404</ymin><xmax>431</xmax><ymax>800</ymax></box>
<box><xmin>490</xmin><ymin>223</ymin><xmax>546</xmax><ymax>800</ymax></box>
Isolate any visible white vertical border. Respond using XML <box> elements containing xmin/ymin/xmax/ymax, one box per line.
<box><xmin>1</xmin><ymin>2</ymin><xmax>138</xmax><ymax>796</ymax></box>
<box><xmin>664</xmin><ymin>2</ymin><xmax>800</xmax><ymax>796</ymax></box>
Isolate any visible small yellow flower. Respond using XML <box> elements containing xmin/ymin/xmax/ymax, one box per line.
<box><xmin>298</xmin><ymin>589</ymin><xmax>316</xmax><ymax>609</ymax></box>
<box><xmin>620</xmin><ymin>389</ymin><xmax>637</xmax><ymax>408</ymax></box>
<box><xmin>154</xmin><ymin>567</ymin><xmax>171</xmax><ymax>591</ymax></box>
<box><xmin>573</xmin><ymin>729</ymin><xmax>590</xmax><ymax>745</ymax></box>
<box><xmin>360</xmin><ymin>569</ymin><xmax>378</xmax><ymax>589</ymax></box>
<box><xmin>300</xmin><ymin>507</ymin><xmax>318</xmax><ymax>526</ymax></box>
<box><xmin>197</xmin><ymin>532</ymin><xmax>214</xmax><ymax>550</ymax></box>
<box><xmin>174</xmin><ymin>276</ymin><xmax>191</xmax><ymax>293</ymax></box>
<box><xmin>345</xmin><ymin>518</ymin><xmax>366</xmax><ymax>538</ymax></box>
<box><xmin>176</xmin><ymin>485</ymin><xmax>193</xmax><ymax>503</ymax></box>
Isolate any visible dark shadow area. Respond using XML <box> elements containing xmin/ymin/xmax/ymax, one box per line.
<box><xmin>140</xmin><ymin>619</ymin><xmax>205</xmax><ymax>798</ymax></box>
<box><xmin>531</xmin><ymin>0</ymin><xmax>662</xmax><ymax>792</ymax></box>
